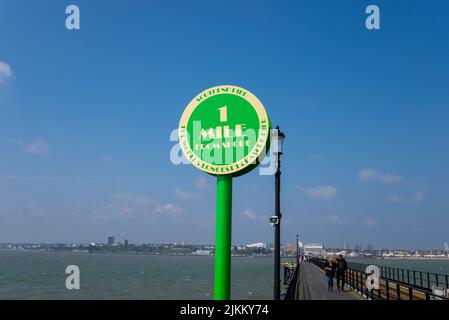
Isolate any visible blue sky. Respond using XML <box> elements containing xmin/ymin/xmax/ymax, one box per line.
<box><xmin>0</xmin><ymin>0</ymin><xmax>448</xmax><ymax>249</ymax></box>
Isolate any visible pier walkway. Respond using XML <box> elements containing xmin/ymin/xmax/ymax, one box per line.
<box><xmin>297</xmin><ymin>262</ymin><xmax>360</xmax><ymax>300</ymax></box>
<box><xmin>284</xmin><ymin>257</ymin><xmax>449</xmax><ymax>300</ymax></box>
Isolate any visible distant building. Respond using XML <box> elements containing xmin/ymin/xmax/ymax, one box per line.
<box><xmin>283</xmin><ymin>244</ymin><xmax>297</xmax><ymax>255</ymax></box>
<box><xmin>88</xmin><ymin>242</ymin><xmax>96</xmax><ymax>253</ymax></box>
<box><xmin>124</xmin><ymin>239</ymin><xmax>129</xmax><ymax>247</ymax></box>
<box><xmin>304</xmin><ymin>243</ymin><xmax>325</xmax><ymax>257</ymax></box>
<box><xmin>354</xmin><ymin>244</ymin><xmax>362</xmax><ymax>252</ymax></box>
<box><xmin>193</xmin><ymin>249</ymin><xmax>211</xmax><ymax>255</ymax></box>
<box><xmin>107</xmin><ymin>236</ymin><xmax>115</xmax><ymax>246</ymax></box>
<box><xmin>246</xmin><ymin>243</ymin><xmax>267</xmax><ymax>249</ymax></box>
<box><xmin>367</xmin><ymin>244</ymin><xmax>374</xmax><ymax>251</ymax></box>
<box><xmin>342</xmin><ymin>243</ymin><xmax>349</xmax><ymax>250</ymax></box>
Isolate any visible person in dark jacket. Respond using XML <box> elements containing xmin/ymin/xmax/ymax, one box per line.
<box><xmin>324</xmin><ymin>258</ymin><xmax>337</xmax><ymax>292</ymax></box>
<box><xmin>335</xmin><ymin>257</ymin><xmax>342</xmax><ymax>290</ymax></box>
<box><xmin>336</xmin><ymin>254</ymin><xmax>348</xmax><ymax>291</ymax></box>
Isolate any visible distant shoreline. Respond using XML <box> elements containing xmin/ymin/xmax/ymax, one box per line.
<box><xmin>387</xmin><ymin>257</ymin><xmax>449</xmax><ymax>260</ymax></box>
<box><xmin>0</xmin><ymin>248</ymin><xmax>279</xmax><ymax>258</ymax></box>
<box><xmin>2</xmin><ymin>249</ymin><xmax>448</xmax><ymax>260</ymax></box>
<box><xmin>352</xmin><ymin>256</ymin><xmax>449</xmax><ymax>261</ymax></box>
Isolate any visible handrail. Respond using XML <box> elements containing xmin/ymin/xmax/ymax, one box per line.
<box><xmin>283</xmin><ymin>264</ymin><xmax>299</xmax><ymax>300</ymax></box>
<box><xmin>309</xmin><ymin>257</ymin><xmax>448</xmax><ymax>300</ymax></box>
<box><xmin>348</xmin><ymin>261</ymin><xmax>449</xmax><ymax>290</ymax></box>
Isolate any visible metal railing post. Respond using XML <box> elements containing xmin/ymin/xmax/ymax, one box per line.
<box><xmin>360</xmin><ymin>271</ymin><xmax>363</xmax><ymax>294</ymax></box>
<box><xmin>352</xmin><ymin>270</ymin><xmax>355</xmax><ymax>290</ymax></box>
<box><xmin>396</xmin><ymin>283</ymin><xmax>401</xmax><ymax>300</ymax></box>
<box><xmin>386</xmin><ymin>280</ymin><xmax>390</xmax><ymax>300</ymax></box>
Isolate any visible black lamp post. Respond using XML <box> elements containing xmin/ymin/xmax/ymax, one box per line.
<box><xmin>271</xmin><ymin>125</ymin><xmax>285</xmax><ymax>300</ymax></box>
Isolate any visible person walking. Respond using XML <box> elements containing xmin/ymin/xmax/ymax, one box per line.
<box><xmin>324</xmin><ymin>258</ymin><xmax>336</xmax><ymax>292</ymax></box>
<box><xmin>289</xmin><ymin>261</ymin><xmax>295</xmax><ymax>279</ymax></box>
<box><xmin>335</xmin><ymin>257</ymin><xmax>342</xmax><ymax>291</ymax></box>
<box><xmin>283</xmin><ymin>262</ymin><xmax>289</xmax><ymax>283</ymax></box>
<box><xmin>337</xmin><ymin>254</ymin><xmax>348</xmax><ymax>291</ymax></box>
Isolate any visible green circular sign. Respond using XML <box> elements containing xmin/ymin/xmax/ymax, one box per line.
<box><xmin>179</xmin><ymin>85</ymin><xmax>271</xmax><ymax>176</ymax></box>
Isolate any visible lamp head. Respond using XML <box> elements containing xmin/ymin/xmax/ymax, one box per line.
<box><xmin>271</xmin><ymin>126</ymin><xmax>285</xmax><ymax>155</ymax></box>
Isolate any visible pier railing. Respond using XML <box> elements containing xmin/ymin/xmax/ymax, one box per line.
<box><xmin>348</xmin><ymin>261</ymin><xmax>449</xmax><ymax>290</ymax></box>
<box><xmin>310</xmin><ymin>258</ymin><xmax>448</xmax><ymax>300</ymax></box>
<box><xmin>283</xmin><ymin>263</ymin><xmax>300</xmax><ymax>300</ymax></box>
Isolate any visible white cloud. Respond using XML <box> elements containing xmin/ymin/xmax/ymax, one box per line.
<box><xmin>0</xmin><ymin>61</ymin><xmax>13</xmax><ymax>85</ymax></box>
<box><xmin>174</xmin><ymin>176</ymin><xmax>208</xmax><ymax>200</ymax></box>
<box><xmin>192</xmin><ymin>216</ymin><xmax>215</xmax><ymax>229</ymax></box>
<box><xmin>242</xmin><ymin>209</ymin><xmax>257</xmax><ymax>220</ymax></box>
<box><xmin>195</xmin><ymin>175</ymin><xmax>209</xmax><ymax>191</ymax></box>
<box><xmin>175</xmin><ymin>187</ymin><xmax>202</xmax><ymax>200</ymax></box>
<box><xmin>389</xmin><ymin>190</ymin><xmax>424</xmax><ymax>204</ymax></box>
<box><xmin>323</xmin><ymin>213</ymin><xmax>344</xmax><ymax>225</ymax></box>
<box><xmin>412</xmin><ymin>190</ymin><xmax>424</xmax><ymax>202</ymax></box>
<box><xmin>154</xmin><ymin>203</ymin><xmax>182</xmax><ymax>216</ymax></box>
<box><xmin>362</xmin><ymin>217</ymin><xmax>377</xmax><ymax>226</ymax></box>
<box><xmin>0</xmin><ymin>175</ymin><xmax>96</xmax><ymax>184</ymax></box>
<box><xmin>102</xmin><ymin>155</ymin><xmax>113</xmax><ymax>161</ymax></box>
<box><xmin>300</xmin><ymin>185</ymin><xmax>337</xmax><ymax>200</ymax></box>
<box><xmin>93</xmin><ymin>193</ymin><xmax>182</xmax><ymax>220</ymax></box>
<box><xmin>26</xmin><ymin>138</ymin><xmax>50</xmax><ymax>156</ymax></box>
<box><xmin>241</xmin><ymin>209</ymin><xmax>268</xmax><ymax>222</ymax></box>
<box><xmin>359</xmin><ymin>169</ymin><xmax>402</xmax><ymax>184</ymax></box>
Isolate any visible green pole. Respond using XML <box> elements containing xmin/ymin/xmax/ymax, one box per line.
<box><xmin>214</xmin><ymin>174</ymin><xmax>232</xmax><ymax>300</ymax></box>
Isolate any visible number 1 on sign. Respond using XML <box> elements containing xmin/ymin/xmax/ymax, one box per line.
<box><xmin>219</xmin><ymin>106</ymin><xmax>228</xmax><ymax>122</ymax></box>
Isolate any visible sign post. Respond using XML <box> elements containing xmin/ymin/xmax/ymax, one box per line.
<box><xmin>215</xmin><ymin>174</ymin><xmax>232</xmax><ymax>299</ymax></box>
<box><xmin>179</xmin><ymin>85</ymin><xmax>270</xmax><ymax>300</ymax></box>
